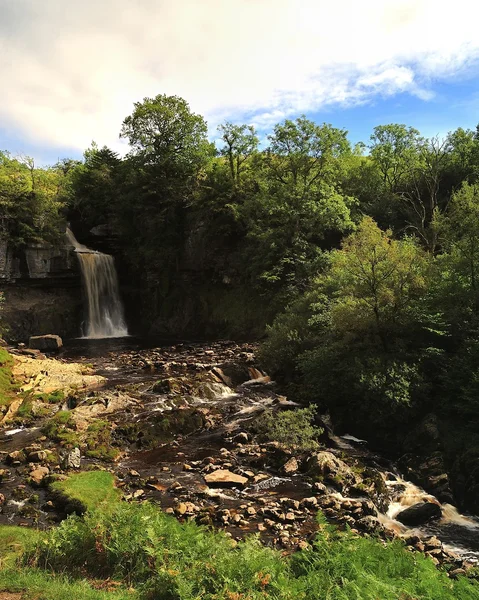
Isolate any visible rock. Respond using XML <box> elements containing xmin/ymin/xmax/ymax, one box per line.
<box><xmin>233</xmin><ymin>432</ymin><xmax>250</xmax><ymax>444</ymax></box>
<box><xmin>308</xmin><ymin>451</ymin><xmax>360</xmax><ymax>488</ymax></box>
<box><xmin>204</xmin><ymin>469</ymin><xmax>248</xmax><ymax>488</ymax></box>
<box><xmin>312</xmin><ymin>481</ymin><xmax>327</xmax><ymax>495</ymax></box>
<box><xmin>356</xmin><ymin>515</ymin><xmax>382</xmax><ymax>534</ymax></box>
<box><xmin>27</xmin><ymin>450</ymin><xmax>48</xmax><ymax>463</ymax></box>
<box><xmin>425</xmin><ymin>535</ymin><xmax>442</xmax><ymax>550</ymax></box>
<box><xmin>449</xmin><ymin>568</ymin><xmax>467</xmax><ymax>579</ymax></box>
<box><xmin>301</xmin><ymin>497</ymin><xmax>318</xmax><ymax>509</ymax></box>
<box><xmin>129</xmin><ymin>469</ymin><xmax>140</xmax><ymax>477</ymax></box>
<box><xmin>282</xmin><ymin>457</ymin><xmax>299</xmax><ymax>474</ymax></box>
<box><xmin>61</xmin><ymin>447</ymin><xmax>81</xmax><ymax>470</ymax></box>
<box><xmin>29</xmin><ymin>466</ymin><xmax>49</xmax><ymax>486</ymax></box>
<box><xmin>28</xmin><ymin>334</ymin><xmax>63</xmax><ymax>352</ymax></box>
<box><xmin>6</xmin><ymin>450</ymin><xmax>26</xmax><ymax>465</ymax></box>
<box><xmin>396</xmin><ymin>502</ymin><xmax>442</xmax><ymax>526</ymax></box>
<box><xmin>0</xmin><ymin>493</ymin><xmax>5</xmax><ymax>505</ymax></box>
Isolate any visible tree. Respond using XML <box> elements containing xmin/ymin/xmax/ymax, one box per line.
<box><xmin>266</xmin><ymin>116</ymin><xmax>350</xmax><ymax>192</ymax></box>
<box><xmin>217</xmin><ymin>122</ymin><xmax>258</xmax><ymax>184</ymax></box>
<box><xmin>369</xmin><ymin>124</ymin><xmax>422</xmax><ymax>193</ymax></box>
<box><xmin>328</xmin><ymin>217</ymin><xmax>428</xmax><ymax>349</ymax></box>
<box><xmin>120</xmin><ymin>94</ymin><xmax>210</xmax><ymax>174</ymax></box>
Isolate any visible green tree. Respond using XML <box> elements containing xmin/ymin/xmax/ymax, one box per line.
<box><xmin>217</xmin><ymin>122</ymin><xmax>258</xmax><ymax>184</ymax></box>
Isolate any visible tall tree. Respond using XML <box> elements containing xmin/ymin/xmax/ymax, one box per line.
<box><xmin>217</xmin><ymin>122</ymin><xmax>258</xmax><ymax>184</ymax></box>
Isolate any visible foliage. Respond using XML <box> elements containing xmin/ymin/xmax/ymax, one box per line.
<box><xmin>19</xmin><ymin>502</ymin><xmax>478</xmax><ymax>600</ymax></box>
<box><xmin>250</xmin><ymin>406</ymin><xmax>323</xmax><ymax>451</ymax></box>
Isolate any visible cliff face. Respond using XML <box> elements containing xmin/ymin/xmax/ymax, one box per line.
<box><xmin>0</xmin><ymin>240</ymin><xmax>83</xmax><ymax>342</ymax></box>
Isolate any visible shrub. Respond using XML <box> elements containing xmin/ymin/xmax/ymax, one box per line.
<box><xmin>250</xmin><ymin>406</ymin><xmax>323</xmax><ymax>451</ymax></box>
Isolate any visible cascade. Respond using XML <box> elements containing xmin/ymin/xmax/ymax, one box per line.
<box><xmin>66</xmin><ymin>228</ymin><xmax>128</xmax><ymax>338</ymax></box>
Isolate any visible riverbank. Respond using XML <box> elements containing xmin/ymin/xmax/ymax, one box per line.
<box><xmin>0</xmin><ymin>340</ymin><xmax>478</xmax><ymax>598</ymax></box>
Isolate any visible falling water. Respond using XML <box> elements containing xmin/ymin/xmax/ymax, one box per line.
<box><xmin>66</xmin><ymin>228</ymin><xmax>128</xmax><ymax>339</ymax></box>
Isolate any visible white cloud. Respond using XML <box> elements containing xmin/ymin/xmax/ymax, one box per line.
<box><xmin>1</xmin><ymin>0</ymin><xmax>479</xmax><ymax>158</ymax></box>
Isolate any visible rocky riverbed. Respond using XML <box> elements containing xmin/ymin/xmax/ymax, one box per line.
<box><xmin>1</xmin><ymin>339</ymin><xmax>478</xmax><ymax>580</ymax></box>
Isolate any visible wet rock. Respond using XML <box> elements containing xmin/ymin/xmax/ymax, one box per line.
<box><xmin>396</xmin><ymin>501</ymin><xmax>442</xmax><ymax>526</ymax></box>
<box><xmin>282</xmin><ymin>457</ymin><xmax>299</xmax><ymax>474</ymax></box>
<box><xmin>204</xmin><ymin>470</ymin><xmax>248</xmax><ymax>488</ymax></box>
<box><xmin>28</xmin><ymin>334</ymin><xmax>63</xmax><ymax>351</ymax></box>
<box><xmin>29</xmin><ymin>466</ymin><xmax>49</xmax><ymax>486</ymax></box>
<box><xmin>6</xmin><ymin>450</ymin><xmax>26</xmax><ymax>465</ymax></box>
<box><xmin>61</xmin><ymin>448</ymin><xmax>81</xmax><ymax>470</ymax></box>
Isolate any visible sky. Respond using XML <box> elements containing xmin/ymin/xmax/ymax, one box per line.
<box><xmin>1</xmin><ymin>0</ymin><xmax>479</xmax><ymax>165</ymax></box>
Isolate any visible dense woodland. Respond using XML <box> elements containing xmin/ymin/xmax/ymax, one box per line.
<box><xmin>2</xmin><ymin>94</ymin><xmax>479</xmax><ymax>509</ymax></box>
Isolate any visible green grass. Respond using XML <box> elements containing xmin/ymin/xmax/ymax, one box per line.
<box><xmin>50</xmin><ymin>471</ymin><xmax>121</xmax><ymax>513</ymax></box>
<box><xmin>0</xmin><ymin>569</ymin><xmax>137</xmax><ymax>599</ymax></box>
<box><xmin>0</xmin><ymin>525</ymin><xmax>41</xmax><ymax>568</ymax></box>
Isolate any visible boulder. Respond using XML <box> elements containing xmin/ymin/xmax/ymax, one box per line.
<box><xmin>61</xmin><ymin>447</ymin><xmax>81</xmax><ymax>469</ymax></box>
<box><xmin>308</xmin><ymin>451</ymin><xmax>360</xmax><ymax>488</ymax></box>
<box><xmin>396</xmin><ymin>501</ymin><xmax>442</xmax><ymax>526</ymax></box>
<box><xmin>204</xmin><ymin>469</ymin><xmax>248</xmax><ymax>488</ymax></box>
<box><xmin>28</xmin><ymin>334</ymin><xmax>63</xmax><ymax>352</ymax></box>
<box><xmin>29</xmin><ymin>466</ymin><xmax>49</xmax><ymax>486</ymax></box>
<box><xmin>282</xmin><ymin>457</ymin><xmax>299</xmax><ymax>474</ymax></box>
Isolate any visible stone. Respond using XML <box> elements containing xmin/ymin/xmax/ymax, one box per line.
<box><xmin>27</xmin><ymin>450</ymin><xmax>48</xmax><ymax>463</ymax></box>
<box><xmin>61</xmin><ymin>447</ymin><xmax>81</xmax><ymax>470</ymax></box>
<box><xmin>282</xmin><ymin>457</ymin><xmax>299</xmax><ymax>474</ymax></box>
<box><xmin>396</xmin><ymin>502</ymin><xmax>442</xmax><ymax>526</ymax></box>
<box><xmin>424</xmin><ymin>536</ymin><xmax>442</xmax><ymax>550</ymax></box>
<box><xmin>6</xmin><ymin>450</ymin><xmax>25</xmax><ymax>465</ymax></box>
<box><xmin>234</xmin><ymin>432</ymin><xmax>250</xmax><ymax>444</ymax></box>
<box><xmin>204</xmin><ymin>469</ymin><xmax>248</xmax><ymax>488</ymax></box>
<box><xmin>0</xmin><ymin>493</ymin><xmax>5</xmax><ymax>505</ymax></box>
<box><xmin>29</xmin><ymin>466</ymin><xmax>49</xmax><ymax>486</ymax></box>
<box><xmin>308</xmin><ymin>451</ymin><xmax>360</xmax><ymax>488</ymax></box>
<box><xmin>449</xmin><ymin>568</ymin><xmax>467</xmax><ymax>578</ymax></box>
<box><xmin>356</xmin><ymin>516</ymin><xmax>382</xmax><ymax>534</ymax></box>
<box><xmin>129</xmin><ymin>469</ymin><xmax>140</xmax><ymax>477</ymax></box>
<box><xmin>301</xmin><ymin>497</ymin><xmax>318</xmax><ymax>508</ymax></box>
<box><xmin>28</xmin><ymin>334</ymin><xmax>63</xmax><ymax>352</ymax></box>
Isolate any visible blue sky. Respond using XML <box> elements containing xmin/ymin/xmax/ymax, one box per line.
<box><xmin>1</xmin><ymin>0</ymin><xmax>479</xmax><ymax>165</ymax></box>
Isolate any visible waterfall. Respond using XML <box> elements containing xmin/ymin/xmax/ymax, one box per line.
<box><xmin>66</xmin><ymin>228</ymin><xmax>128</xmax><ymax>339</ymax></box>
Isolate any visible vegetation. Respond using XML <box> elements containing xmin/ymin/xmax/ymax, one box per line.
<box><xmin>0</xmin><ymin>473</ymin><xmax>474</xmax><ymax>600</ymax></box>
<box><xmin>49</xmin><ymin>471</ymin><xmax>121</xmax><ymax>513</ymax></box>
<box><xmin>250</xmin><ymin>406</ymin><xmax>322</xmax><ymax>451</ymax></box>
<box><xmin>0</xmin><ymin>348</ymin><xmax>16</xmax><ymax>406</ymax></box>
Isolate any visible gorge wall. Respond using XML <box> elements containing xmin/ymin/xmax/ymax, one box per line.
<box><xmin>0</xmin><ymin>240</ymin><xmax>83</xmax><ymax>342</ymax></box>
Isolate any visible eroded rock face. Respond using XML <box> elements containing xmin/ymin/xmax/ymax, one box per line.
<box><xmin>28</xmin><ymin>334</ymin><xmax>63</xmax><ymax>351</ymax></box>
<box><xmin>396</xmin><ymin>501</ymin><xmax>442</xmax><ymax>526</ymax></box>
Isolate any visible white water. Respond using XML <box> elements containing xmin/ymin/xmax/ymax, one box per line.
<box><xmin>66</xmin><ymin>228</ymin><xmax>128</xmax><ymax>339</ymax></box>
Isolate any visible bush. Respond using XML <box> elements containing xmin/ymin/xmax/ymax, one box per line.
<box><xmin>250</xmin><ymin>406</ymin><xmax>323</xmax><ymax>451</ymax></box>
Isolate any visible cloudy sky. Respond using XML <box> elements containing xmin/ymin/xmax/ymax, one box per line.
<box><xmin>1</xmin><ymin>0</ymin><xmax>479</xmax><ymax>164</ymax></box>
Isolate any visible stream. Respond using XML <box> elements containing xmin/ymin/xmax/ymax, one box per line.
<box><xmin>1</xmin><ymin>337</ymin><xmax>478</xmax><ymax>570</ymax></box>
